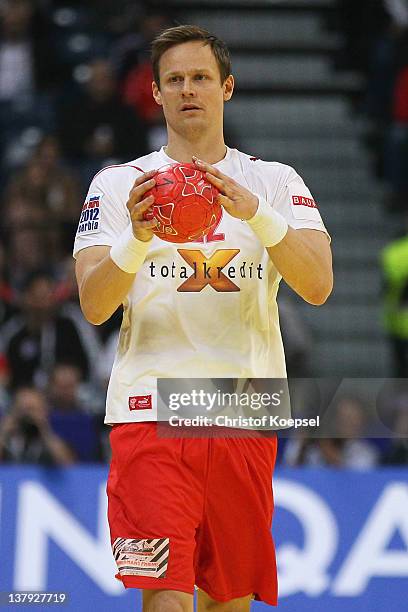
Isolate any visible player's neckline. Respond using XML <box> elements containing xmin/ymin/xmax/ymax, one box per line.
<box><xmin>160</xmin><ymin>146</ymin><xmax>231</xmax><ymax>168</ymax></box>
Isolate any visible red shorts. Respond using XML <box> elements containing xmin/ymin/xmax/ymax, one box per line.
<box><xmin>107</xmin><ymin>423</ymin><xmax>278</xmax><ymax>605</ymax></box>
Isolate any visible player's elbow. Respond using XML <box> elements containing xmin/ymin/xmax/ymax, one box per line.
<box><xmin>80</xmin><ymin>299</ymin><xmax>109</xmax><ymax>325</ymax></box>
<box><xmin>304</xmin><ymin>276</ymin><xmax>333</xmax><ymax>306</ymax></box>
<box><xmin>86</xmin><ymin>313</ymin><xmax>107</xmax><ymax>326</ymax></box>
<box><xmin>307</xmin><ymin>292</ymin><xmax>330</xmax><ymax>306</ymax></box>
<box><xmin>82</xmin><ymin>308</ymin><xmax>107</xmax><ymax>326</ymax></box>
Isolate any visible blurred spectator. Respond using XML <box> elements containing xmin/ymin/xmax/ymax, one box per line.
<box><xmin>381</xmin><ymin>233</ymin><xmax>408</xmax><ymax>375</ymax></box>
<box><xmin>0</xmin><ymin>0</ymin><xmax>35</xmax><ymax>103</ymax></box>
<box><xmin>0</xmin><ymin>240</ymin><xmax>16</xmax><ymax>326</ymax></box>
<box><xmin>323</xmin><ymin>396</ymin><xmax>380</xmax><ymax>468</ymax></box>
<box><xmin>364</xmin><ymin>8</ymin><xmax>402</xmax><ymax>124</ymax></box>
<box><xmin>54</xmin><ymin>255</ymin><xmax>123</xmax><ymax>346</ymax></box>
<box><xmin>111</xmin><ymin>10</ymin><xmax>170</xmax><ymax>81</ymax></box>
<box><xmin>123</xmin><ymin>60</ymin><xmax>162</xmax><ymax>125</ymax></box>
<box><xmin>6</xmin><ymin>136</ymin><xmax>81</xmax><ymax>223</ymax></box>
<box><xmin>0</xmin><ymin>386</ymin><xmax>75</xmax><ymax>464</ymax></box>
<box><xmin>48</xmin><ymin>363</ymin><xmax>82</xmax><ymax>412</ymax></box>
<box><xmin>0</xmin><ymin>0</ymin><xmax>59</xmax><ymax>102</ymax></box>
<box><xmin>4</xmin><ymin>135</ymin><xmax>82</xmax><ymax>251</ymax></box>
<box><xmin>385</xmin><ymin>0</ymin><xmax>408</xmax><ymax>29</ymax></box>
<box><xmin>0</xmin><ymin>269</ymin><xmax>101</xmax><ymax>388</ymax></box>
<box><xmin>48</xmin><ymin>364</ymin><xmax>102</xmax><ymax>461</ymax></box>
<box><xmin>5</xmin><ymin>212</ymin><xmax>55</xmax><ymax>292</ymax></box>
<box><xmin>349</xmin><ymin>0</ymin><xmax>408</xmax><ymax>201</ymax></box>
<box><xmin>376</xmin><ymin>381</ymin><xmax>408</xmax><ymax>462</ymax></box>
<box><xmin>58</xmin><ymin>58</ymin><xmax>147</xmax><ymax>181</ymax></box>
<box><xmin>0</xmin><ymin>1</ymin><xmax>60</xmax><ymax>168</ymax></box>
<box><xmin>117</xmin><ymin>11</ymin><xmax>171</xmax><ymax>149</ymax></box>
<box><xmin>1</xmin><ymin>193</ymin><xmax>60</xmax><ymax>293</ymax></box>
<box><xmin>2</xmin><ymin>193</ymin><xmax>46</xmax><ymax>232</ymax></box>
<box><xmin>383</xmin><ymin>60</ymin><xmax>408</xmax><ymax>209</ymax></box>
<box><xmin>116</xmin><ymin>11</ymin><xmax>170</xmax><ymax>119</ymax></box>
<box><xmin>284</xmin><ymin>396</ymin><xmax>380</xmax><ymax>469</ymax></box>
<box><xmin>394</xmin><ymin>65</ymin><xmax>408</xmax><ymax>123</ymax></box>
<box><xmin>384</xmin><ymin>407</ymin><xmax>408</xmax><ymax>463</ymax></box>
<box><xmin>79</xmin><ymin>0</ymin><xmax>143</xmax><ymax>38</ymax></box>
<box><xmin>55</xmin><ymin>255</ymin><xmax>79</xmax><ymax>304</ymax></box>
<box><xmin>0</xmin><ymin>353</ymin><xmax>10</xmax><ymax>416</ymax></box>
<box><xmin>333</xmin><ymin>0</ymin><xmax>389</xmax><ymax>74</ymax></box>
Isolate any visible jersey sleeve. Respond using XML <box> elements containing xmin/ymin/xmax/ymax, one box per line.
<box><xmin>73</xmin><ymin>168</ymin><xmax>132</xmax><ymax>258</ymax></box>
<box><xmin>273</xmin><ymin>166</ymin><xmax>330</xmax><ymax>238</ymax></box>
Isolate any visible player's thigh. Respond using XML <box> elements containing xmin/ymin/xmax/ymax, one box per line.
<box><xmin>197</xmin><ymin>589</ymin><xmax>253</xmax><ymax>612</ymax></box>
<box><xmin>142</xmin><ymin>589</ymin><xmax>194</xmax><ymax>612</ymax></box>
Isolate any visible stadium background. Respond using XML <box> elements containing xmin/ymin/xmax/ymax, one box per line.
<box><xmin>0</xmin><ymin>0</ymin><xmax>407</xmax><ymax>610</ymax></box>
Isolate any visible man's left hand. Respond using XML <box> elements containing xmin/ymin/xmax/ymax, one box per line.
<box><xmin>193</xmin><ymin>157</ymin><xmax>258</xmax><ymax>220</ymax></box>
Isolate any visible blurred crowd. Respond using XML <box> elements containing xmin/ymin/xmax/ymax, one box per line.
<box><xmin>0</xmin><ymin>0</ymin><xmax>406</xmax><ymax>466</ymax></box>
<box><xmin>0</xmin><ymin>0</ymin><xmax>174</xmax><ymax>464</ymax></box>
<box><xmin>332</xmin><ymin>1</ymin><xmax>408</xmax><ymax>385</ymax></box>
<box><xmin>333</xmin><ymin>0</ymin><xmax>408</xmax><ymax>210</ymax></box>
<box><xmin>332</xmin><ymin>0</ymin><xmax>408</xmax><ymax>201</ymax></box>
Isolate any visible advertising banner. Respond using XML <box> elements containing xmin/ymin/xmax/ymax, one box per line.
<box><xmin>0</xmin><ymin>466</ymin><xmax>407</xmax><ymax>611</ymax></box>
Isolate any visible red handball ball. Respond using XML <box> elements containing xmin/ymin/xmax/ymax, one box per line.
<box><xmin>143</xmin><ymin>163</ymin><xmax>221</xmax><ymax>243</ymax></box>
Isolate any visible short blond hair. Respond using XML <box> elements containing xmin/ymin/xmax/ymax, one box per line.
<box><xmin>151</xmin><ymin>24</ymin><xmax>231</xmax><ymax>87</ymax></box>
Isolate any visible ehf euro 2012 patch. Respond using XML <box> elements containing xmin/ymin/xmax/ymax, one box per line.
<box><xmin>76</xmin><ymin>193</ymin><xmax>101</xmax><ymax>235</ymax></box>
<box><xmin>113</xmin><ymin>537</ymin><xmax>169</xmax><ymax>578</ymax></box>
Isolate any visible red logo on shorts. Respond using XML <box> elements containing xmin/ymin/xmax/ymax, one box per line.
<box><xmin>292</xmin><ymin>195</ymin><xmax>317</xmax><ymax>208</ymax></box>
<box><xmin>129</xmin><ymin>395</ymin><xmax>152</xmax><ymax>410</ymax></box>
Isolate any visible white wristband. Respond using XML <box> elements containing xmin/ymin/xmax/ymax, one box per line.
<box><xmin>246</xmin><ymin>195</ymin><xmax>288</xmax><ymax>247</ymax></box>
<box><xmin>110</xmin><ymin>225</ymin><xmax>151</xmax><ymax>274</ymax></box>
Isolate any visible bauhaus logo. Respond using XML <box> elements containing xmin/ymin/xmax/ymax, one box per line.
<box><xmin>292</xmin><ymin>195</ymin><xmax>317</xmax><ymax>209</ymax></box>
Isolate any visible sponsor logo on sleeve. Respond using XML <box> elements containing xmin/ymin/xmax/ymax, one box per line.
<box><xmin>113</xmin><ymin>537</ymin><xmax>169</xmax><ymax>578</ymax></box>
<box><xmin>129</xmin><ymin>395</ymin><xmax>152</xmax><ymax>410</ymax></box>
<box><xmin>292</xmin><ymin>195</ymin><xmax>317</xmax><ymax>209</ymax></box>
<box><xmin>76</xmin><ymin>193</ymin><xmax>101</xmax><ymax>235</ymax></box>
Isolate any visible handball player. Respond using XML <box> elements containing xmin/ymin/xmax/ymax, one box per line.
<box><xmin>74</xmin><ymin>25</ymin><xmax>332</xmax><ymax>611</ymax></box>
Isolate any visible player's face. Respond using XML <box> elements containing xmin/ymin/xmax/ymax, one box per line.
<box><xmin>152</xmin><ymin>41</ymin><xmax>234</xmax><ymax>139</ymax></box>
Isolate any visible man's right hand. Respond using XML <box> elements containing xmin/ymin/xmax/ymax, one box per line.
<box><xmin>126</xmin><ymin>170</ymin><xmax>158</xmax><ymax>242</ymax></box>
<box><xmin>76</xmin><ymin>169</ymin><xmax>159</xmax><ymax>325</ymax></box>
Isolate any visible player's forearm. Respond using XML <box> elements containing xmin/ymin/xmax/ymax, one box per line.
<box><xmin>79</xmin><ymin>255</ymin><xmax>136</xmax><ymax>325</ymax></box>
<box><xmin>266</xmin><ymin>227</ymin><xmax>333</xmax><ymax>305</ymax></box>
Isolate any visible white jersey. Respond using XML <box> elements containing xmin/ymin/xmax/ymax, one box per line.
<box><xmin>73</xmin><ymin>147</ymin><xmax>329</xmax><ymax>424</ymax></box>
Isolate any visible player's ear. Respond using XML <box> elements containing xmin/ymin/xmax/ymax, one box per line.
<box><xmin>152</xmin><ymin>81</ymin><xmax>162</xmax><ymax>106</ymax></box>
<box><xmin>223</xmin><ymin>75</ymin><xmax>234</xmax><ymax>102</ymax></box>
